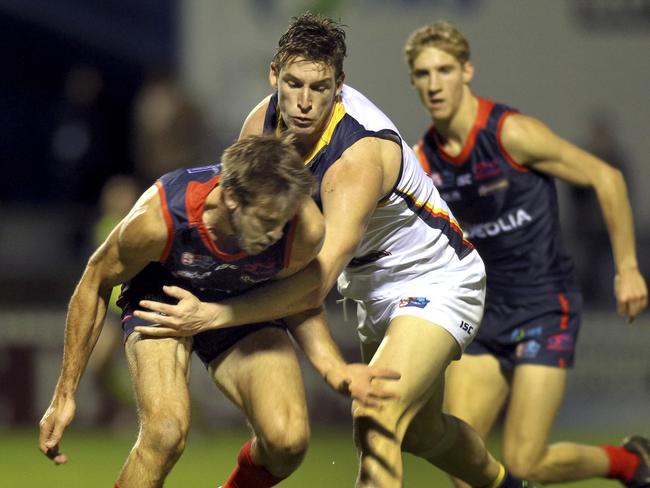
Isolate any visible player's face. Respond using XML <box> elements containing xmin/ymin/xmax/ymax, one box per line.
<box><xmin>270</xmin><ymin>57</ymin><xmax>343</xmax><ymax>142</ymax></box>
<box><xmin>230</xmin><ymin>194</ymin><xmax>299</xmax><ymax>255</ymax></box>
<box><xmin>410</xmin><ymin>46</ymin><xmax>473</xmax><ymax>121</ymax></box>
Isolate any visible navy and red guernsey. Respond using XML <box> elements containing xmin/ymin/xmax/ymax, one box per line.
<box><xmin>119</xmin><ymin>164</ymin><xmax>298</xmax><ymax>308</ymax></box>
<box><xmin>414</xmin><ymin>97</ymin><xmax>577</xmax><ymax>300</ymax></box>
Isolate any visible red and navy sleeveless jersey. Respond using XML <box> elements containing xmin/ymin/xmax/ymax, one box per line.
<box><xmin>414</xmin><ymin>97</ymin><xmax>577</xmax><ymax>299</ymax></box>
<box><xmin>120</xmin><ymin>164</ymin><xmax>298</xmax><ymax>304</ymax></box>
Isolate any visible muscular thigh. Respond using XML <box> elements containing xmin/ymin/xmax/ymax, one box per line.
<box><xmin>364</xmin><ymin>316</ymin><xmax>460</xmax><ymax>428</ymax></box>
<box><xmin>444</xmin><ymin>354</ymin><xmax>509</xmax><ymax>438</ymax></box>
<box><xmin>125</xmin><ymin>333</ymin><xmax>192</xmax><ymax>416</ymax></box>
<box><xmin>208</xmin><ymin>326</ymin><xmax>307</xmax><ymax>426</ymax></box>
<box><xmin>502</xmin><ymin>364</ymin><xmax>566</xmax><ymax>462</ymax></box>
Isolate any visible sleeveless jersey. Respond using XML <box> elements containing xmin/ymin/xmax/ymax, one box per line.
<box><xmin>119</xmin><ymin>165</ymin><xmax>298</xmax><ymax>306</ymax></box>
<box><xmin>414</xmin><ymin>97</ymin><xmax>577</xmax><ymax>300</ymax></box>
<box><xmin>264</xmin><ymin>84</ymin><xmax>479</xmax><ymax>301</ymax></box>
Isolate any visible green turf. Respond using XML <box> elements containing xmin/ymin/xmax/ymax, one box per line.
<box><xmin>4</xmin><ymin>427</ymin><xmax>627</xmax><ymax>487</ymax></box>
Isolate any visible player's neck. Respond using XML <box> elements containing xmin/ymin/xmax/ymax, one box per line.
<box><xmin>433</xmin><ymin>90</ymin><xmax>478</xmax><ymax>152</ymax></box>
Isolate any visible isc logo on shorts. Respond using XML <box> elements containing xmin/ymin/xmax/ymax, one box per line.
<box><xmin>459</xmin><ymin>320</ymin><xmax>474</xmax><ymax>334</ymax></box>
<box><xmin>399</xmin><ymin>297</ymin><xmax>430</xmax><ymax>308</ymax></box>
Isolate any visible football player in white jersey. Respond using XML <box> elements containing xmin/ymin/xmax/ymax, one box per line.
<box><xmin>134</xmin><ymin>13</ymin><xmax>533</xmax><ymax>488</ymax></box>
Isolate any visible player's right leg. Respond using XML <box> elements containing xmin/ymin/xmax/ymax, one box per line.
<box><xmin>444</xmin><ymin>353</ymin><xmax>510</xmax><ymax>488</ymax></box>
<box><xmin>353</xmin><ymin>315</ymin><xmax>517</xmax><ymax>488</ymax></box>
<box><xmin>208</xmin><ymin>325</ymin><xmax>309</xmax><ymax>487</ymax></box>
<box><xmin>115</xmin><ymin>333</ymin><xmax>192</xmax><ymax>488</ymax></box>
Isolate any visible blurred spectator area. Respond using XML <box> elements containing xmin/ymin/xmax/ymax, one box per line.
<box><xmin>0</xmin><ymin>0</ymin><xmax>177</xmax><ymax>305</ymax></box>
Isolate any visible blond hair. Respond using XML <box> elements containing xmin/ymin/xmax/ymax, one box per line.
<box><xmin>404</xmin><ymin>21</ymin><xmax>470</xmax><ymax>69</ymax></box>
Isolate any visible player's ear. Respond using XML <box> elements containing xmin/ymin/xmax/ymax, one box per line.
<box><xmin>223</xmin><ymin>187</ymin><xmax>240</xmax><ymax>211</ymax></box>
<box><xmin>335</xmin><ymin>72</ymin><xmax>345</xmax><ymax>98</ymax></box>
<box><xmin>269</xmin><ymin>63</ymin><xmax>279</xmax><ymax>89</ymax></box>
<box><xmin>462</xmin><ymin>61</ymin><xmax>474</xmax><ymax>84</ymax></box>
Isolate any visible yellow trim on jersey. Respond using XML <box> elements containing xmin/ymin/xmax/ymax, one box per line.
<box><xmin>275</xmin><ymin>101</ymin><xmax>347</xmax><ymax>166</ymax></box>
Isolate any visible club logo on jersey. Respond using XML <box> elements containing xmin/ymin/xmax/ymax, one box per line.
<box><xmin>180</xmin><ymin>252</ymin><xmax>215</xmax><ymax>269</ymax></box>
<box><xmin>547</xmin><ymin>333</ymin><xmax>574</xmax><ymax>352</ymax></box>
<box><xmin>399</xmin><ymin>297</ymin><xmax>430</xmax><ymax>308</ymax></box>
<box><xmin>473</xmin><ymin>160</ymin><xmax>502</xmax><ymax>181</ymax></box>
<box><xmin>516</xmin><ymin>340</ymin><xmax>541</xmax><ymax>359</ymax></box>
<box><xmin>464</xmin><ymin>208</ymin><xmax>532</xmax><ymax>239</ymax></box>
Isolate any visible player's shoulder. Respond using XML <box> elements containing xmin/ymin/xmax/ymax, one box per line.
<box><xmin>118</xmin><ymin>185</ymin><xmax>169</xmax><ymax>253</ymax></box>
<box><xmin>240</xmin><ymin>94</ymin><xmax>273</xmax><ymax>138</ymax></box>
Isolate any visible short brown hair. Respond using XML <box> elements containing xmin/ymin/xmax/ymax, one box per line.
<box><xmin>404</xmin><ymin>21</ymin><xmax>470</xmax><ymax>69</ymax></box>
<box><xmin>220</xmin><ymin>134</ymin><xmax>315</xmax><ymax>207</ymax></box>
<box><xmin>273</xmin><ymin>13</ymin><xmax>347</xmax><ymax>80</ymax></box>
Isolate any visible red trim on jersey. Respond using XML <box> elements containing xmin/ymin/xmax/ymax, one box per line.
<box><xmin>185</xmin><ymin>176</ymin><xmax>247</xmax><ymax>262</ymax></box>
<box><xmin>414</xmin><ymin>140</ymin><xmax>432</xmax><ymax>175</ymax></box>
<box><xmin>558</xmin><ymin>293</ymin><xmax>569</xmax><ymax>330</ymax></box>
<box><xmin>558</xmin><ymin>357</ymin><xmax>566</xmax><ymax>368</ymax></box>
<box><xmin>155</xmin><ymin>181</ymin><xmax>175</xmax><ymax>262</ymax></box>
<box><xmin>434</xmin><ymin>97</ymin><xmax>494</xmax><ymax>166</ymax></box>
<box><xmin>496</xmin><ymin>111</ymin><xmax>529</xmax><ymax>172</ymax></box>
<box><xmin>282</xmin><ymin>216</ymin><xmax>299</xmax><ymax>269</ymax></box>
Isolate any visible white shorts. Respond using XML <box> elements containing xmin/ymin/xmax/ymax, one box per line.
<box><xmin>353</xmin><ymin>271</ymin><xmax>486</xmax><ymax>356</ymax></box>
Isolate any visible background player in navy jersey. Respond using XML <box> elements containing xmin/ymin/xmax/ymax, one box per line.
<box><xmin>405</xmin><ymin>20</ymin><xmax>649</xmax><ymax>488</ymax></box>
<box><xmin>134</xmin><ymin>13</ymin><xmax>533</xmax><ymax>488</ymax></box>
<box><xmin>37</xmin><ymin>134</ymin><xmax>400</xmax><ymax>488</ymax></box>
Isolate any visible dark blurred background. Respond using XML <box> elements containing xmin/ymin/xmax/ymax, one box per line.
<box><xmin>0</xmin><ymin>0</ymin><xmax>648</xmax><ymax>439</ymax></box>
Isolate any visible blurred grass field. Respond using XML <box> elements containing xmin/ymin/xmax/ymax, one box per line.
<box><xmin>2</xmin><ymin>426</ymin><xmax>627</xmax><ymax>487</ymax></box>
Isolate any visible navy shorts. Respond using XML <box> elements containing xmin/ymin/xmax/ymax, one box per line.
<box><xmin>465</xmin><ymin>291</ymin><xmax>582</xmax><ymax>370</ymax></box>
<box><xmin>118</xmin><ymin>276</ymin><xmax>285</xmax><ymax>366</ymax></box>
<box><xmin>121</xmin><ymin>311</ymin><xmax>284</xmax><ymax>366</ymax></box>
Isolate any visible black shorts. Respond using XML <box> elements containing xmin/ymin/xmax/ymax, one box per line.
<box><xmin>119</xmin><ymin>283</ymin><xmax>285</xmax><ymax>366</ymax></box>
<box><xmin>465</xmin><ymin>291</ymin><xmax>582</xmax><ymax>371</ymax></box>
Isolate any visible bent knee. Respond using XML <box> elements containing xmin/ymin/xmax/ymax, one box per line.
<box><xmin>140</xmin><ymin>414</ymin><xmax>189</xmax><ymax>456</ymax></box>
<box><xmin>259</xmin><ymin>415</ymin><xmax>310</xmax><ymax>460</ymax></box>
<box><xmin>503</xmin><ymin>453</ymin><xmax>545</xmax><ymax>481</ymax></box>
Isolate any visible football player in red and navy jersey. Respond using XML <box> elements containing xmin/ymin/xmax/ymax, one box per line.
<box><xmin>38</xmin><ymin>134</ymin><xmax>400</xmax><ymax>488</ymax></box>
<box><xmin>406</xmin><ymin>20</ymin><xmax>648</xmax><ymax>488</ymax></box>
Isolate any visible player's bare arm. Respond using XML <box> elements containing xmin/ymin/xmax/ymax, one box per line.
<box><xmin>501</xmin><ymin>113</ymin><xmax>648</xmax><ymax>319</ymax></box>
<box><xmin>38</xmin><ymin>186</ymin><xmax>168</xmax><ymax>465</ymax></box>
<box><xmin>133</xmin><ymin>196</ymin><xmax>326</xmax><ymax>336</ymax></box>
<box><xmin>285</xmin><ymin>308</ymin><xmax>401</xmax><ymax>409</ymax></box>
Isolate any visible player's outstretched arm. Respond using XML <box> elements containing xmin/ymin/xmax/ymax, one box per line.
<box><xmin>500</xmin><ymin>113</ymin><xmax>648</xmax><ymax>321</ymax></box>
<box><xmin>38</xmin><ymin>186</ymin><xmax>167</xmax><ymax>465</ymax></box>
<box><xmin>285</xmin><ymin>308</ymin><xmax>400</xmax><ymax>409</ymax></box>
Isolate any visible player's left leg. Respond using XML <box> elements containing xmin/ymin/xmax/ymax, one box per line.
<box><xmin>503</xmin><ymin>364</ymin><xmax>645</xmax><ymax>485</ymax></box>
<box><xmin>353</xmin><ymin>316</ymin><xmax>509</xmax><ymax>488</ymax></box>
<box><xmin>209</xmin><ymin>326</ymin><xmax>309</xmax><ymax>487</ymax></box>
